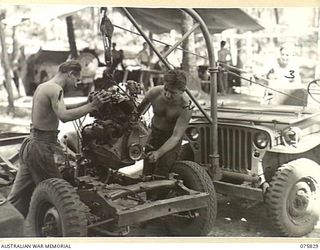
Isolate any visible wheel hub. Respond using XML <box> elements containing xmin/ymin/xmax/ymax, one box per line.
<box><xmin>288</xmin><ymin>181</ymin><xmax>312</xmax><ymax>218</ymax></box>
<box><xmin>41</xmin><ymin>207</ymin><xmax>62</xmax><ymax>236</ymax></box>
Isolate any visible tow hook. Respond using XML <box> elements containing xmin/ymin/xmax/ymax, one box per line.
<box><xmin>0</xmin><ymin>198</ymin><xmax>6</xmax><ymax>206</ymax></box>
<box><xmin>262</xmin><ymin>182</ymin><xmax>269</xmax><ymax>194</ymax></box>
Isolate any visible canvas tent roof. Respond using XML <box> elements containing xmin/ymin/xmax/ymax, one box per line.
<box><xmin>32</xmin><ymin>49</ymin><xmax>69</xmax><ymax>64</ymax></box>
<box><xmin>3</xmin><ymin>5</ymin><xmax>262</xmax><ymax>34</ymax></box>
<box><xmin>117</xmin><ymin>8</ymin><xmax>264</xmax><ymax>34</ymax></box>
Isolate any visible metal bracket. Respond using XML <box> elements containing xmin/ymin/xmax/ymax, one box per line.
<box><xmin>207</xmin><ymin>67</ymin><xmax>219</xmax><ymax>74</ymax></box>
<box><xmin>209</xmin><ymin>154</ymin><xmax>222</xmax><ymax>180</ymax></box>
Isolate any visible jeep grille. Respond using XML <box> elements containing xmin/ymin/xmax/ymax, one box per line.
<box><xmin>199</xmin><ymin>126</ymin><xmax>252</xmax><ymax>172</ymax></box>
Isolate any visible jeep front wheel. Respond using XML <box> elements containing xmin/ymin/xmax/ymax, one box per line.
<box><xmin>265</xmin><ymin>158</ymin><xmax>320</xmax><ymax>237</ymax></box>
<box><xmin>28</xmin><ymin>178</ymin><xmax>88</xmax><ymax>237</ymax></box>
<box><xmin>165</xmin><ymin>161</ymin><xmax>217</xmax><ymax>236</ymax></box>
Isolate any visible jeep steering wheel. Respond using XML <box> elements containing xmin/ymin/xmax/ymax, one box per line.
<box><xmin>307</xmin><ymin>79</ymin><xmax>320</xmax><ymax>104</ymax></box>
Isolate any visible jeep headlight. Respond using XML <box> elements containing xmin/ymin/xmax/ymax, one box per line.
<box><xmin>187</xmin><ymin>127</ymin><xmax>199</xmax><ymax>140</ymax></box>
<box><xmin>254</xmin><ymin>132</ymin><xmax>269</xmax><ymax>149</ymax></box>
<box><xmin>282</xmin><ymin>127</ymin><xmax>301</xmax><ymax>146</ymax></box>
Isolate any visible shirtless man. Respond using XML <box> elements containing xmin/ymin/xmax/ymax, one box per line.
<box><xmin>7</xmin><ymin>60</ymin><xmax>107</xmax><ymax>217</ymax></box>
<box><xmin>217</xmin><ymin>40</ymin><xmax>232</xmax><ymax>95</ymax></box>
<box><xmin>135</xmin><ymin>42</ymin><xmax>150</xmax><ymax>68</ymax></box>
<box><xmin>137</xmin><ymin>69</ymin><xmax>193</xmax><ymax>177</ymax></box>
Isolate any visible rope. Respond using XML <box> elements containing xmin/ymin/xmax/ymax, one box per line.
<box><xmin>113</xmin><ymin>24</ymin><xmax>207</xmax><ymax>59</ymax></box>
<box><xmin>226</xmin><ymin>70</ymin><xmax>308</xmax><ymax>105</ymax></box>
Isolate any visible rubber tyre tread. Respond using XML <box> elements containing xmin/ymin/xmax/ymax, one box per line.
<box><xmin>166</xmin><ymin>160</ymin><xmax>217</xmax><ymax>236</ymax></box>
<box><xmin>28</xmin><ymin>178</ymin><xmax>88</xmax><ymax>237</ymax></box>
<box><xmin>265</xmin><ymin>158</ymin><xmax>320</xmax><ymax>237</ymax></box>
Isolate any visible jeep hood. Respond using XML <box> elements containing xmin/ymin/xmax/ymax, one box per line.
<box><xmin>200</xmin><ymin>104</ymin><xmax>320</xmax><ymax>126</ymax></box>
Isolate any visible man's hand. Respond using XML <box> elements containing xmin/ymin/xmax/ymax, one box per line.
<box><xmin>89</xmin><ymin>90</ymin><xmax>110</xmax><ymax>110</ymax></box>
<box><xmin>147</xmin><ymin>151</ymin><xmax>161</xmax><ymax>163</ymax></box>
<box><xmin>97</xmin><ymin>89</ymin><xmax>110</xmax><ymax>103</ymax></box>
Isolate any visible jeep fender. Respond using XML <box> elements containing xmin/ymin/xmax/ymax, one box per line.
<box><xmin>269</xmin><ymin>133</ymin><xmax>320</xmax><ymax>154</ymax></box>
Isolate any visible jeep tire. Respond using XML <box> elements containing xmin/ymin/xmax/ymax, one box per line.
<box><xmin>265</xmin><ymin>158</ymin><xmax>320</xmax><ymax>237</ymax></box>
<box><xmin>165</xmin><ymin>161</ymin><xmax>217</xmax><ymax>236</ymax></box>
<box><xmin>28</xmin><ymin>178</ymin><xmax>88</xmax><ymax>237</ymax></box>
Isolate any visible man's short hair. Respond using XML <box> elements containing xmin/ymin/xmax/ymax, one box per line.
<box><xmin>58</xmin><ymin>60</ymin><xmax>81</xmax><ymax>74</ymax></box>
<box><xmin>163</xmin><ymin>69</ymin><xmax>187</xmax><ymax>91</ymax></box>
<box><xmin>220</xmin><ymin>41</ymin><xmax>226</xmax><ymax>47</ymax></box>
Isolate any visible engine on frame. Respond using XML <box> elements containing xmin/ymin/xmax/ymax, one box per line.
<box><xmin>81</xmin><ymin>81</ymin><xmax>149</xmax><ymax>170</ymax></box>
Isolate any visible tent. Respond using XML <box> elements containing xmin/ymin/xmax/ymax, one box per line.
<box><xmin>117</xmin><ymin>8</ymin><xmax>264</xmax><ymax>34</ymax></box>
<box><xmin>3</xmin><ymin>6</ymin><xmax>263</xmax><ymax>34</ymax></box>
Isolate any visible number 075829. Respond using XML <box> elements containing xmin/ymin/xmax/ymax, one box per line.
<box><xmin>300</xmin><ymin>244</ymin><xmax>319</xmax><ymax>249</ymax></box>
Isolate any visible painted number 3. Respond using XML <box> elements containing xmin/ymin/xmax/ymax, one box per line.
<box><xmin>285</xmin><ymin>70</ymin><xmax>295</xmax><ymax>79</ymax></box>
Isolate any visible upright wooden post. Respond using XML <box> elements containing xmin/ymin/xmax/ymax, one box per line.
<box><xmin>181</xmin><ymin>12</ymin><xmax>200</xmax><ymax>92</ymax></box>
<box><xmin>0</xmin><ymin>11</ymin><xmax>15</xmax><ymax>114</ymax></box>
<box><xmin>66</xmin><ymin>16</ymin><xmax>78</xmax><ymax>59</ymax></box>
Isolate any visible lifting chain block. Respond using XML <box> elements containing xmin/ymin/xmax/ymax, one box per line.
<box><xmin>100</xmin><ymin>7</ymin><xmax>114</xmax><ymax>67</ymax></box>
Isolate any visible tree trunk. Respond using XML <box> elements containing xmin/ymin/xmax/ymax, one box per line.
<box><xmin>316</xmin><ymin>8</ymin><xmax>320</xmax><ymax>79</ymax></box>
<box><xmin>90</xmin><ymin>7</ymin><xmax>98</xmax><ymax>48</ymax></box>
<box><xmin>181</xmin><ymin>12</ymin><xmax>191</xmax><ymax>72</ymax></box>
<box><xmin>0</xmin><ymin>20</ymin><xmax>15</xmax><ymax>114</ymax></box>
<box><xmin>181</xmin><ymin>12</ymin><xmax>200</xmax><ymax>92</ymax></box>
<box><xmin>66</xmin><ymin>16</ymin><xmax>78</xmax><ymax>59</ymax></box>
<box><xmin>272</xmin><ymin>8</ymin><xmax>280</xmax><ymax>47</ymax></box>
<box><xmin>148</xmin><ymin>31</ymin><xmax>154</xmax><ymax>62</ymax></box>
<box><xmin>12</xmin><ymin>25</ymin><xmax>18</xmax><ymax>65</ymax></box>
<box><xmin>274</xmin><ymin>8</ymin><xmax>279</xmax><ymax>24</ymax></box>
<box><xmin>236</xmin><ymin>30</ymin><xmax>243</xmax><ymax>69</ymax></box>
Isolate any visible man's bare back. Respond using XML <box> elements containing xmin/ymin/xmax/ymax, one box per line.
<box><xmin>32</xmin><ymin>82</ymin><xmax>62</xmax><ymax>131</ymax></box>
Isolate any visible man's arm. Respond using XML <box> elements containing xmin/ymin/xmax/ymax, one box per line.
<box><xmin>120</xmin><ymin>61</ymin><xmax>126</xmax><ymax>71</ymax></box>
<box><xmin>137</xmin><ymin>88</ymin><xmax>155</xmax><ymax>115</ymax></box>
<box><xmin>51</xmin><ymin>87</ymin><xmax>104</xmax><ymax>123</ymax></box>
<box><xmin>266</xmin><ymin>68</ymin><xmax>275</xmax><ymax>80</ymax></box>
<box><xmin>66</xmin><ymin>89</ymin><xmax>104</xmax><ymax>109</ymax></box>
<box><xmin>66</xmin><ymin>101</ymin><xmax>88</xmax><ymax>109</ymax></box>
<box><xmin>135</xmin><ymin>50</ymin><xmax>143</xmax><ymax>60</ymax></box>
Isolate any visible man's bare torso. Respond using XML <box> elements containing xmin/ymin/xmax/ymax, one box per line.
<box><xmin>32</xmin><ymin>82</ymin><xmax>61</xmax><ymax>131</ymax></box>
<box><xmin>149</xmin><ymin>86</ymin><xmax>189</xmax><ymax>131</ymax></box>
<box><xmin>218</xmin><ymin>48</ymin><xmax>231</xmax><ymax>63</ymax></box>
